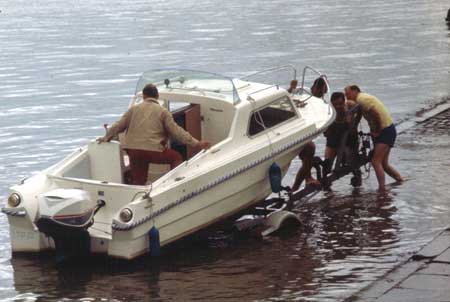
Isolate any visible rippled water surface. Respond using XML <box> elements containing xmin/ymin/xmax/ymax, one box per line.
<box><xmin>1</xmin><ymin>0</ymin><xmax>449</xmax><ymax>301</ymax></box>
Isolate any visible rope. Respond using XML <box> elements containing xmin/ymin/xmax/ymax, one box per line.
<box><xmin>249</xmin><ymin>98</ymin><xmax>275</xmax><ymax>158</ymax></box>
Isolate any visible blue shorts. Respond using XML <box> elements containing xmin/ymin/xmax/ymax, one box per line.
<box><xmin>372</xmin><ymin>124</ymin><xmax>397</xmax><ymax>147</ymax></box>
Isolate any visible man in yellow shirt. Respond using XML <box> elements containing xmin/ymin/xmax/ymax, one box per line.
<box><xmin>344</xmin><ymin>85</ymin><xmax>403</xmax><ymax>191</ymax></box>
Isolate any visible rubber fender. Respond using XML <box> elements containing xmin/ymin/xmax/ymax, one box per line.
<box><xmin>269</xmin><ymin>162</ymin><xmax>283</xmax><ymax>193</ymax></box>
<box><xmin>149</xmin><ymin>226</ymin><xmax>161</xmax><ymax>257</ymax></box>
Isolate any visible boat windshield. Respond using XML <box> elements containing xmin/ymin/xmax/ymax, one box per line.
<box><xmin>135</xmin><ymin>69</ymin><xmax>240</xmax><ymax>104</ymax></box>
<box><xmin>241</xmin><ymin>65</ymin><xmax>297</xmax><ymax>88</ymax></box>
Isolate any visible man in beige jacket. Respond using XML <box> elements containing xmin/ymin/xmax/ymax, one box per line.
<box><xmin>98</xmin><ymin>84</ymin><xmax>210</xmax><ymax>185</ymax></box>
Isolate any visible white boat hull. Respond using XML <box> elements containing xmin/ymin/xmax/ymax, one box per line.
<box><xmin>4</xmin><ymin>142</ymin><xmax>301</xmax><ymax>259</ymax></box>
<box><xmin>109</xmin><ymin>148</ymin><xmax>297</xmax><ymax>259</ymax></box>
<box><xmin>2</xmin><ymin>66</ymin><xmax>335</xmax><ymax>260</ymax></box>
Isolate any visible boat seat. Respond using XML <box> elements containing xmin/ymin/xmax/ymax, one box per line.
<box><xmin>88</xmin><ymin>140</ymin><xmax>124</xmax><ymax>184</ymax></box>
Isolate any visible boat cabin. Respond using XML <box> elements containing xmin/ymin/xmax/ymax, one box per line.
<box><xmin>51</xmin><ymin>68</ymin><xmax>312</xmax><ymax>185</ymax></box>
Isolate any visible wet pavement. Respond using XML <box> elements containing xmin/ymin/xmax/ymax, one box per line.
<box><xmin>348</xmin><ymin>107</ymin><xmax>450</xmax><ymax>302</ymax></box>
<box><xmin>414</xmin><ymin>108</ymin><xmax>450</xmax><ymax>136</ymax></box>
<box><xmin>349</xmin><ymin>227</ymin><xmax>450</xmax><ymax>302</ymax></box>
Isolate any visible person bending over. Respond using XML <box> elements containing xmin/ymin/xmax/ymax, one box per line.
<box><xmin>98</xmin><ymin>84</ymin><xmax>210</xmax><ymax>185</ymax></box>
<box><xmin>344</xmin><ymin>85</ymin><xmax>403</xmax><ymax>191</ymax></box>
<box><xmin>291</xmin><ymin>141</ymin><xmax>320</xmax><ymax>192</ymax></box>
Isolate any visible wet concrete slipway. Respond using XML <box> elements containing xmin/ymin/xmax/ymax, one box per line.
<box><xmin>0</xmin><ymin>1</ymin><xmax>449</xmax><ymax>301</ymax></box>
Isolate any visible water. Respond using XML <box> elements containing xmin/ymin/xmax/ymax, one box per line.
<box><xmin>1</xmin><ymin>0</ymin><xmax>450</xmax><ymax>301</ymax></box>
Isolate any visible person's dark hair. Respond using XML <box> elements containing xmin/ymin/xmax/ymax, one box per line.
<box><xmin>142</xmin><ymin>84</ymin><xmax>159</xmax><ymax>98</ymax></box>
<box><xmin>311</xmin><ymin>77</ymin><xmax>327</xmax><ymax>98</ymax></box>
<box><xmin>348</xmin><ymin>85</ymin><xmax>361</xmax><ymax>93</ymax></box>
<box><xmin>330</xmin><ymin>92</ymin><xmax>345</xmax><ymax>103</ymax></box>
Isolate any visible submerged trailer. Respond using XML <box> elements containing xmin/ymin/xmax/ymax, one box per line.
<box><xmin>236</xmin><ymin>108</ymin><xmax>373</xmax><ymax>236</ymax></box>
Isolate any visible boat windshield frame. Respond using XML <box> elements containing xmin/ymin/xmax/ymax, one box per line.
<box><xmin>241</xmin><ymin>65</ymin><xmax>297</xmax><ymax>85</ymax></box>
<box><xmin>135</xmin><ymin>69</ymin><xmax>241</xmax><ymax>105</ymax></box>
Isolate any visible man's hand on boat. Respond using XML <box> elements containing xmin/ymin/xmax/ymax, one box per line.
<box><xmin>96</xmin><ymin>136</ymin><xmax>110</xmax><ymax>144</ymax></box>
<box><xmin>195</xmin><ymin>140</ymin><xmax>211</xmax><ymax>150</ymax></box>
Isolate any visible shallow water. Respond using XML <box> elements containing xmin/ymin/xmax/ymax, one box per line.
<box><xmin>1</xmin><ymin>0</ymin><xmax>450</xmax><ymax>301</ymax></box>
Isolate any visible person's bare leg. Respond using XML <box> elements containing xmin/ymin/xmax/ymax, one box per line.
<box><xmin>292</xmin><ymin>142</ymin><xmax>318</xmax><ymax>191</ymax></box>
<box><xmin>303</xmin><ymin>142</ymin><xmax>319</xmax><ymax>186</ymax></box>
<box><xmin>382</xmin><ymin>148</ymin><xmax>403</xmax><ymax>182</ymax></box>
<box><xmin>292</xmin><ymin>157</ymin><xmax>309</xmax><ymax>192</ymax></box>
<box><xmin>372</xmin><ymin>143</ymin><xmax>390</xmax><ymax>191</ymax></box>
<box><xmin>324</xmin><ymin>147</ymin><xmax>336</xmax><ymax>162</ymax></box>
<box><xmin>323</xmin><ymin>146</ymin><xmax>336</xmax><ymax>175</ymax></box>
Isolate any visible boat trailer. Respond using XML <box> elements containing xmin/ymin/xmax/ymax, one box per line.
<box><xmin>234</xmin><ymin>127</ymin><xmax>373</xmax><ymax>236</ymax></box>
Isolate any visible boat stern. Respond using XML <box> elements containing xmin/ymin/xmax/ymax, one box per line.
<box><xmin>2</xmin><ymin>174</ymin><xmax>54</xmax><ymax>253</ymax></box>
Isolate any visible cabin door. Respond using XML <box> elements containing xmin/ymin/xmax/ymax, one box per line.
<box><xmin>185</xmin><ymin>104</ymin><xmax>202</xmax><ymax>159</ymax></box>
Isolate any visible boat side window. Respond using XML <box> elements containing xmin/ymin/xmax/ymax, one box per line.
<box><xmin>248</xmin><ymin>96</ymin><xmax>297</xmax><ymax>136</ymax></box>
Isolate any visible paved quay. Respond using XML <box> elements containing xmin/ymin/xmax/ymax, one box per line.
<box><xmin>348</xmin><ymin>228</ymin><xmax>450</xmax><ymax>302</ymax></box>
<box><xmin>412</xmin><ymin>106</ymin><xmax>450</xmax><ymax>135</ymax></box>
<box><xmin>348</xmin><ymin>104</ymin><xmax>450</xmax><ymax>302</ymax></box>
<box><xmin>396</xmin><ymin>101</ymin><xmax>450</xmax><ymax>135</ymax></box>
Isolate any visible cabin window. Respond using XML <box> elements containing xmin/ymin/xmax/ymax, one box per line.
<box><xmin>248</xmin><ymin>96</ymin><xmax>297</xmax><ymax>136</ymax></box>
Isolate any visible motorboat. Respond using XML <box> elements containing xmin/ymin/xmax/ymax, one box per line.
<box><xmin>2</xmin><ymin>65</ymin><xmax>335</xmax><ymax>260</ymax></box>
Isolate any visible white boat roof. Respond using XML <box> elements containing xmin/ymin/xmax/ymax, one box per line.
<box><xmin>135</xmin><ymin>68</ymin><xmax>296</xmax><ymax>105</ymax></box>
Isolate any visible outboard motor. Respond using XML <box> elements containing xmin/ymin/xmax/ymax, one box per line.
<box><xmin>35</xmin><ymin>189</ymin><xmax>104</xmax><ymax>262</ymax></box>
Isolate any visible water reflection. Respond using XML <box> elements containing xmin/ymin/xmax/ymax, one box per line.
<box><xmin>285</xmin><ymin>190</ymin><xmax>399</xmax><ymax>300</ymax></box>
<box><xmin>316</xmin><ymin>191</ymin><xmax>398</xmax><ymax>256</ymax></box>
<box><xmin>8</xmin><ymin>189</ymin><xmax>402</xmax><ymax>301</ymax></box>
<box><xmin>11</xmin><ymin>255</ymin><xmax>161</xmax><ymax>301</ymax></box>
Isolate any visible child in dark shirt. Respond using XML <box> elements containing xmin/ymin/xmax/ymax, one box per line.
<box><xmin>323</xmin><ymin>92</ymin><xmax>358</xmax><ymax>171</ymax></box>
